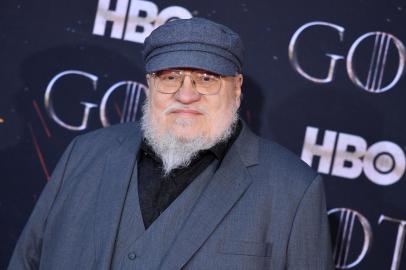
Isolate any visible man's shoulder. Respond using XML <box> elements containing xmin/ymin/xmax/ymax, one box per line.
<box><xmin>57</xmin><ymin>122</ymin><xmax>141</xmax><ymax>179</ymax></box>
<box><xmin>261</xmin><ymin>137</ymin><xmax>314</xmax><ymax>173</ymax></box>
<box><xmin>247</xmin><ymin>133</ymin><xmax>318</xmax><ymax>190</ymax></box>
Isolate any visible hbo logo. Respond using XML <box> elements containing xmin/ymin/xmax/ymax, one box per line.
<box><xmin>301</xmin><ymin>126</ymin><xmax>406</xmax><ymax>185</ymax></box>
<box><xmin>93</xmin><ymin>0</ymin><xmax>192</xmax><ymax>43</ymax></box>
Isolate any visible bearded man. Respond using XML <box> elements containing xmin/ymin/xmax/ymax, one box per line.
<box><xmin>8</xmin><ymin>18</ymin><xmax>333</xmax><ymax>270</ymax></box>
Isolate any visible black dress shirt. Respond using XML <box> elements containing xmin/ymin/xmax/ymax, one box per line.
<box><xmin>137</xmin><ymin>122</ymin><xmax>241</xmax><ymax>229</ymax></box>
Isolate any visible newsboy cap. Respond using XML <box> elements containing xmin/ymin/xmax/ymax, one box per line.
<box><xmin>143</xmin><ymin>17</ymin><xmax>244</xmax><ymax>76</ymax></box>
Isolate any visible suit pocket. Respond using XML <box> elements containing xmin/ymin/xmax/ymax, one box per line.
<box><xmin>217</xmin><ymin>240</ymin><xmax>272</xmax><ymax>257</ymax></box>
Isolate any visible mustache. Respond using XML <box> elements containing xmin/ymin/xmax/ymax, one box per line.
<box><xmin>163</xmin><ymin>104</ymin><xmax>209</xmax><ymax>115</ymax></box>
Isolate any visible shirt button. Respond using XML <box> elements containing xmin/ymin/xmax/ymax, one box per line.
<box><xmin>128</xmin><ymin>252</ymin><xmax>136</xmax><ymax>260</ymax></box>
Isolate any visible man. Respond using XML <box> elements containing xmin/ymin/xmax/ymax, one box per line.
<box><xmin>8</xmin><ymin>17</ymin><xmax>333</xmax><ymax>269</ymax></box>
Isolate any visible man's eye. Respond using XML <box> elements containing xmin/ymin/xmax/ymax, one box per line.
<box><xmin>161</xmin><ymin>74</ymin><xmax>179</xmax><ymax>81</ymax></box>
<box><xmin>198</xmin><ymin>74</ymin><xmax>216</xmax><ymax>83</ymax></box>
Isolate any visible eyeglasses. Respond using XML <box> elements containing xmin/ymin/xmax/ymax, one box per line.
<box><xmin>147</xmin><ymin>69</ymin><xmax>223</xmax><ymax>95</ymax></box>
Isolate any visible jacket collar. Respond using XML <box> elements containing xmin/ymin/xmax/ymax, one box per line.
<box><xmin>94</xmin><ymin>123</ymin><xmax>142</xmax><ymax>269</ymax></box>
<box><xmin>158</xmin><ymin>120</ymin><xmax>260</xmax><ymax>269</ymax></box>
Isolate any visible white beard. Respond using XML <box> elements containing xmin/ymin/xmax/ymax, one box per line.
<box><xmin>141</xmin><ymin>98</ymin><xmax>238</xmax><ymax>176</ymax></box>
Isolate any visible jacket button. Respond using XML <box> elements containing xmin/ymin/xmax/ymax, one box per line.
<box><xmin>128</xmin><ymin>252</ymin><xmax>136</xmax><ymax>260</ymax></box>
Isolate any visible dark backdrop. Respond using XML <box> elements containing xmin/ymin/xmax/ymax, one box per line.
<box><xmin>1</xmin><ymin>0</ymin><xmax>405</xmax><ymax>269</ymax></box>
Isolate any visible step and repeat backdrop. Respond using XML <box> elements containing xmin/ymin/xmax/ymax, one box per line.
<box><xmin>1</xmin><ymin>0</ymin><xmax>405</xmax><ymax>269</ymax></box>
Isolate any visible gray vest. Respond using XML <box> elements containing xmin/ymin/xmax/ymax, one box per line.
<box><xmin>111</xmin><ymin>160</ymin><xmax>218</xmax><ymax>270</ymax></box>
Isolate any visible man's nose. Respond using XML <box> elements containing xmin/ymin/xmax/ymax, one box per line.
<box><xmin>174</xmin><ymin>76</ymin><xmax>201</xmax><ymax>104</ymax></box>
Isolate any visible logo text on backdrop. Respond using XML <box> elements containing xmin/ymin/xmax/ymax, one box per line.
<box><xmin>93</xmin><ymin>0</ymin><xmax>192</xmax><ymax>43</ymax></box>
<box><xmin>301</xmin><ymin>126</ymin><xmax>406</xmax><ymax>185</ymax></box>
<box><xmin>328</xmin><ymin>208</ymin><xmax>406</xmax><ymax>270</ymax></box>
<box><xmin>44</xmin><ymin>70</ymin><xmax>147</xmax><ymax>131</ymax></box>
<box><xmin>289</xmin><ymin>21</ymin><xmax>406</xmax><ymax>93</ymax></box>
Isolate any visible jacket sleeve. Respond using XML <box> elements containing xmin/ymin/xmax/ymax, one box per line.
<box><xmin>7</xmin><ymin>138</ymin><xmax>78</xmax><ymax>270</ymax></box>
<box><xmin>285</xmin><ymin>175</ymin><xmax>334</xmax><ymax>270</ymax></box>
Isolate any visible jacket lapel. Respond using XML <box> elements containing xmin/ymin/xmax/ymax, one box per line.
<box><xmin>159</xmin><ymin>122</ymin><xmax>259</xmax><ymax>270</ymax></box>
<box><xmin>94</xmin><ymin>125</ymin><xmax>141</xmax><ymax>270</ymax></box>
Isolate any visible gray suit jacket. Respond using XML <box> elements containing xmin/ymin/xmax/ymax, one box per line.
<box><xmin>8</xmin><ymin>122</ymin><xmax>333</xmax><ymax>270</ymax></box>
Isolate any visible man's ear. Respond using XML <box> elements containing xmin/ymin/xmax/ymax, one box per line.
<box><xmin>237</xmin><ymin>74</ymin><xmax>243</xmax><ymax>88</ymax></box>
<box><xmin>234</xmin><ymin>74</ymin><xmax>243</xmax><ymax>107</ymax></box>
<box><xmin>145</xmin><ymin>75</ymin><xmax>152</xmax><ymax>97</ymax></box>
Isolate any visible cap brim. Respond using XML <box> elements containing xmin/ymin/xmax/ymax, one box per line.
<box><xmin>145</xmin><ymin>50</ymin><xmax>237</xmax><ymax>76</ymax></box>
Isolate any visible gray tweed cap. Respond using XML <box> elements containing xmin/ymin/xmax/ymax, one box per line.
<box><xmin>142</xmin><ymin>17</ymin><xmax>244</xmax><ymax>76</ymax></box>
